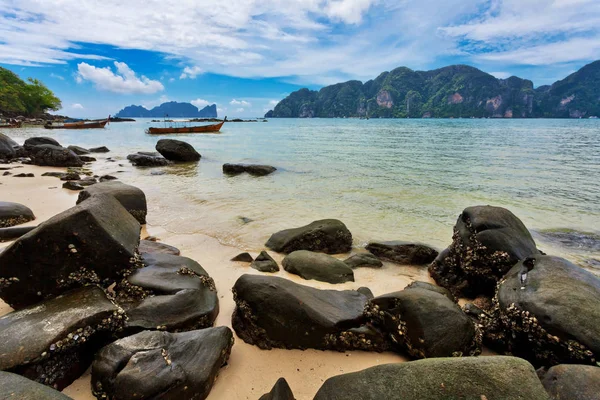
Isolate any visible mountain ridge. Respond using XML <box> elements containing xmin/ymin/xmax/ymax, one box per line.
<box><xmin>266</xmin><ymin>61</ymin><xmax>600</xmax><ymax>118</ymax></box>
<box><xmin>115</xmin><ymin>101</ymin><xmax>217</xmax><ymax>118</ymax></box>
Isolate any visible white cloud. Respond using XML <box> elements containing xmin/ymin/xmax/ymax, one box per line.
<box><xmin>169</xmin><ymin>77</ymin><xmax>175</xmax><ymax>82</ymax></box>
<box><xmin>71</xmin><ymin>103</ymin><xmax>84</xmax><ymax>109</ymax></box>
<box><xmin>180</xmin><ymin>66</ymin><xmax>204</xmax><ymax>79</ymax></box>
<box><xmin>230</xmin><ymin>99</ymin><xmax>251</xmax><ymax>107</ymax></box>
<box><xmin>50</xmin><ymin>73</ymin><xmax>65</xmax><ymax>80</ymax></box>
<box><xmin>236</xmin><ymin>107</ymin><xmax>245</xmax><ymax>113</ymax></box>
<box><xmin>489</xmin><ymin>71</ymin><xmax>511</xmax><ymax>79</ymax></box>
<box><xmin>191</xmin><ymin>98</ymin><xmax>212</xmax><ymax>109</ymax></box>
<box><xmin>76</xmin><ymin>61</ymin><xmax>164</xmax><ymax>94</ymax></box>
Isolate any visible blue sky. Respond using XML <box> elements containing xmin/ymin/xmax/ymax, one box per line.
<box><xmin>1</xmin><ymin>0</ymin><xmax>599</xmax><ymax>118</ymax></box>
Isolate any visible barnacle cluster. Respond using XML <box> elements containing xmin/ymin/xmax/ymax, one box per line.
<box><xmin>177</xmin><ymin>267</ymin><xmax>216</xmax><ymax>291</ymax></box>
<box><xmin>0</xmin><ymin>276</ymin><xmax>19</xmax><ymax>290</ymax></box>
<box><xmin>0</xmin><ymin>216</ymin><xmax>31</xmax><ymax>228</ymax></box>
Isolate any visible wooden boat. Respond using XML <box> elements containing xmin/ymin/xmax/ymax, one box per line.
<box><xmin>0</xmin><ymin>121</ymin><xmax>22</xmax><ymax>129</ymax></box>
<box><xmin>44</xmin><ymin>118</ymin><xmax>109</xmax><ymax>130</ymax></box>
<box><xmin>146</xmin><ymin>117</ymin><xmax>226</xmax><ymax>135</ymax></box>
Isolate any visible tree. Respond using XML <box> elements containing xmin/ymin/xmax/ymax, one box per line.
<box><xmin>0</xmin><ymin>67</ymin><xmax>62</xmax><ymax>116</ymax></box>
<box><xmin>22</xmin><ymin>79</ymin><xmax>62</xmax><ymax>116</ymax></box>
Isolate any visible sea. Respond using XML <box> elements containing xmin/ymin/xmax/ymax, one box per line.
<box><xmin>10</xmin><ymin>118</ymin><xmax>600</xmax><ymax>269</ymax></box>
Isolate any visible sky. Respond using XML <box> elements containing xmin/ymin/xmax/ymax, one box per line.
<box><xmin>1</xmin><ymin>0</ymin><xmax>599</xmax><ymax>118</ymax></box>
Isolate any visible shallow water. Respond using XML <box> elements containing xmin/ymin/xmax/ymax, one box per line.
<box><xmin>8</xmin><ymin>118</ymin><xmax>600</xmax><ymax>265</ymax></box>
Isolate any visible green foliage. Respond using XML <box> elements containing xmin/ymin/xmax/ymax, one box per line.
<box><xmin>266</xmin><ymin>61</ymin><xmax>600</xmax><ymax>118</ymax></box>
<box><xmin>0</xmin><ymin>67</ymin><xmax>61</xmax><ymax>116</ymax></box>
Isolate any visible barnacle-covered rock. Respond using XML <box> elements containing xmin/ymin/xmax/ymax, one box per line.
<box><xmin>0</xmin><ymin>194</ymin><xmax>140</xmax><ymax>309</ymax></box>
<box><xmin>313</xmin><ymin>356</ymin><xmax>550</xmax><ymax>400</ymax></box>
<box><xmin>0</xmin><ymin>286</ymin><xmax>125</xmax><ymax>390</ymax></box>
<box><xmin>366</xmin><ymin>241</ymin><xmax>438</xmax><ymax>265</ymax></box>
<box><xmin>0</xmin><ymin>201</ymin><xmax>35</xmax><ymax>228</ymax></box>
<box><xmin>479</xmin><ymin>255</ymin><xmax>600</xmax><ymax>366</ymax></box>
<box><xmin>265</xmin><ymin>219</ymin><xmax>352</xmax><ymax>254</ymax></box>
<box><xmin>91</xmin><ymin>327</ymin><xmax>233</xmax><ymax>400</ymax></box>
<box><xmin>429</xmin><ymin>205</ymin><xmax>539</xmax><ymax>297</ymax></box>
<box><xmin>77</xmin><ymin>181</ymin><xmax>148</xmax><ymax>224</ymax></box>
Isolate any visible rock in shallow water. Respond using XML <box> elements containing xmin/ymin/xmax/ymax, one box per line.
<box><xmin>0</xmin><ymin>286</ymin><xmax>125</xmax><ymax>390</ymax></box>
<box><xmin>0</xmin><ymin>371</ymin><xmax>73</xmax><ymax>399</ymax></box>
<box><xmin>0</xmin><ymin>194</ymin><xmax>140</xmax><ymax>309</ymax></box>
<box><xmin>223</xmin><ymin>163</ymin><xmax>276</xmax><ymax>176</ymax></box>
<box><xmin>29</xmin><ymin>145</ymin><xmax>84</xmax><ymax>167</ymax></box>
<box><xmin>127</xmin><ymin>152</ymin><xmax>169</xmax><ymax>167</ymax></box>
<box><xmin>156</xmin><ymin>139</ymin><xmax>201</xmax><ymax>162</ymax></box>
<box><xmin>282</xmin><ymin>250</ymin><xmax>354</xmax><ymax>284</ymax></box>
<box><xmin>77</xmin><ymin>181</ymin><xmax>148</xmax><ymax>224</ymax></box>
<box><xmin>313</xmin><ymin>356</ymin><xmax>550</xmax><ymax>400</ymax></box>
<box><xmin>265</xmin><ymin>219</ymin><xmax>352</xmax><ymax>254</ymax></box>
<box><xmin>343</xmin><ymin>252</ymin><xmax>382</xmax><ymax>269</ymax></box>
<box><xmin>251</xmin><ymin>251</ymin><xmax>280</xmax><ymax>272</ymax></box>
<box><xmin>366</xmin><ymin>241</ymin><xmax>438</xmax><ymax>265</ymax></box>
<box><xmin>537</xmin><ymin>364</ymin><xmax>600</xmax><ymax>400</ymax></box>
<box><xmin>429</xmin><ymin>205</ymin><xmax>539</xmax><ymax>297</ymax></box>
<box><xmin>91</xmin><ymin>327</ymin><xmax>233</xmax><ymax>400</ymax></box>
<box><xmin>0</xmin><ymin>201</ymin><xmax>35</xmax><ymax>228</ymax></box>
<box><xmin>88</xmin><ymin>146</ymin><xmax>110</xmax><ymax>153</ymax></box>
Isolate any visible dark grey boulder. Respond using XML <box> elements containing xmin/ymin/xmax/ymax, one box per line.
<box><xmin>0</xmin><ymin>225</ymin><xmax>36</xmax><ymax>242</ymax></box>
<box><xmin>116</xmin><ymin>253</ymin><xmax>218</xmax><ymax>333</ymax></box>
<box><xmin>366</xmin><ymin>286</ymin><xmax>480</xmax><ymax>359</ymax></box>
<box><xmin>23</xmin><ymin>136</ymin><xmax>61</xmax><ymax>151</ymax></box>
<box><xmin>223</xmin><ymin>163</ymin><xmax>276</xmax><ymax>176</ymax></box>
<box><xmin>343</xmin><ymin>253</ymin><xmax>382</xmax><ymax>268</ymax></box>
<box><xmin>534</xmin><ymin>228</ymin><xmax>600</xmax><ymax>252</ymax></box>
<box><xmin>91</xmin><ymin>327</ymin><xmax>233</xmax><ymax>400</ymax></box>
<box><xmin>313</xmin><ymin>356</ymin><xmax>550</xmax><ymax>400</ymax></box>
<box><xmin>259</xmin><ymin>378</ymin><xmax>295</xmax><ymax>400</ymax></box>
<box><xmin>0</xmin><ymin>286</ymin><xmax>125</xmax><ymax>390</ymax></box>
<box><xmin>0</xmin><ymin>133</ymin><xmax>18</xmax><ymax>160</ymax></box>
<box><xmin>13</xmin><ymin>172</ymin><xmax>34</xmax><ymax>177</ymax></box>
<box><xmin>138</xmin><ymin>239</ymin><xmax>180</xmax><ymax>255</ymax></box>
<box><xmin>42</xmin><ymin>171</ymin><xmax>67</xmax><ymax>178</ymax></box>
<box><xmin>404</xmin><ymin>281</ymin><xmax>455</xmax><ymax>302</ymax></box>
<box><xmin>429</xmin><ymin>205</ymin><xmax>539</xmax><ymax>297</ymax></box>
<box><xmin>0</xmin><ymin>201</ymin><xmax>35</xmax><ymax>228</ymax></box>
<box><xmin>127</xmin><ymin>152</ymin><xmax>169</xmax><ymax>167</ymax></box>
<box><xmin>156</xmin><ymin>139</ymin><xmax>201</xmax><ymax>162</ymax></box>
<box><xmin>79</xmin><ymin>155</ymin><xmax>96</xmax><ymax>162</ymax></box>
<box><xmin>88</xmin><ymin>146</ymin><xmax>110</xmax><ymax>153</ymax></box>
<box><xmin>231</xmin><ymin>252</ymin><xmax>253</xmax><ymax>262</ymax></box>
<box><xmin>265</xmin><ymin>219</ymin><xmax>352</xmax><ymax>254</ymax></box>
<box><xmin>538</xmin><ymin>364</ymin><xmax>600</xmax><ymax>400</ymax></box>
<box><xmin>0</xmin><ymin>371</ymin><xmax>73</xmax><ymax>399</ymax></box>
<box><xmin>282</xmin><ymin>250</ymin><xmax>354</xmax><ymax>284</ymax></box>
<box><xmin>77</xmin><ymin>181</ymin><xmax>148</xmax><ymax>224</ymax></box>
<box><xmin>62</xmin><ymin>181</ymin><xmax>84</xmax><ymax>191</ymax></box>
<box><xmin>0</xmin><ymin>194</ymin><xmax>140</xmax><ymax>309</ymax></box>
<box><xmin>232</xmin><ymin>274</ymin><xmax>383</xmax><ymax>351</ymax></box>
<box><xmin>251</xmin><ymin>251</ymin><xmax>280</xmax><ymax>272</ymax></box>
<box><xmin>67</xmin><ymin>145</ymin><xmax>90</xmax><ymax>155</ymax></box>
<box><xmin>366</xmin><ymin>241</ymin><xmax>438</xmax><ymax>265</ymax></box>
<box><xmin>481</xmin><ymin>255</ymin><xmax>600</xmax><ymax>366</ymax></box>
<box><xmin>59</xmin><ymin>172</ymin><xmax>80</xmax><ymax>181</ymax></box>
<box><xmin>99</xmin><ymin>174</ymin><xmax>117</xmax><ymax>182</ymax></box>
<box><xmin>29</xmin><ymin>145</ymin><xmax>84</xmax><ymax>167</ymax></box>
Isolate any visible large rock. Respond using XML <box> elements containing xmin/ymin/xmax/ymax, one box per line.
<box><xmin>0</xmin><ymin>371</ymin><xmax>73</xmax><ymax>399</ymax></box>
<box><xmin>313</xmin><ymin>356</ymin><xmax>550</xmax><ymax>400</ymax></box>
<box><xmin>127</xmin><ymin>152</ymin><xmax>169</xmax><ymax>167</ymax></box>
<box><xmin>343</xmin><ymin>252</ymin><xmax>382</xmax><ymax>269</ymax></box>
<box><xmin>366</xmin><ymin>241</ymin><xmax>438</xmax><ymax>265</ymax></box>
<box><xmin>0</xmin><ymin>286</ymin><xmax>125</xmax><ymax>390</ymax></box>
<box><xmin>23</xmin><ymin>136</ymin><xmax>61</xmax><ymax>151</ymax></box>
<box><xmin>232</xmin><ymin>274</ymin><xmax>385</xmax><ymax>351</ymax></box>
<box><xmin>0</xmin><ymin>133</ymin><xmax>18</xmax><ymax>160</ymax></box>
<box><xmin>0</xmin><ymin>194</ymin><xmax>140</xmax><ymax>309</ymax></box>
<box><xmin>282</xmin><ymin>250</ymin><xmax>354</xmax><ymax>284</ymax></box>
<box><xmin>429</xmin><ymin>205</ymin><xmax>539</xmax><ymax>297</ymax></box>
<box><xmin>223</xmin><ymin>163</ymin><xmax>276</xmax><ymax>176</ymax></box>
<box><xmin>538</xmin><ymin>364</ymin><xmax>600</xmax><ymax>400</ymax></box>
<box><xmin>366</xmin><ymin>285</ymin><xmax>480</xmax><ymax>359</ymax></box>
<box><xmin>91</xmin><ymin>327</ymin><xmax>233</xmax><ymax>400</ymax></box>
<box><xmin>480</xmin><ymin>255</ymin><xmax>600</xmax><ymax>366</ymax></box>
<box><xmin>259</xmin><ymin>378</ymin><xmax>295</xmax><ymax>400</ymax></box>
<box><xmin>0</xmin><ymin>201</ymin><xmax>35</xmax><ymax>227</ymax></box>
<box><xmin>265</xmin><ymin>219</ymin><xmax>352</xmax><ymax>254</ymax></box>
<box><xmin>67</xmin><ymin>145</ymin><xmax>90</xmax><ymax>155</ymax></box>
<box><xmin>77</xmin><ymin>181</ymin><xmax>148</xmax><ymax>224</ymax></box>
<box><xmin>155</xmin><ymin>139</ymin><xmax>201</xmax><ymax>162</ymax></box>
<box><xmin>29</xmin><ymin>145</ymin><xmax>84</xmax><ymax>167</ymax></box>
<box><xmin>251</xmin><ymin>251</ymin><xmax>280</xmax><ymax>273</ymax></box>
<box><xmin>138</xmin><ymin>239</ymin><xmax>180</xmax><ymax>255</ymax></box>
<box><xmin>116</xmin><ymin>253</ymin><xmax>219</xmax><ymax>333</ymax></box>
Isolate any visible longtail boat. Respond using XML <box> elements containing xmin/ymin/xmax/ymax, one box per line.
<box><xmin>0</xmin><ymin>121</ymin><xmax>22</xmax><ymax>129</ymax></box>
<box><xmin>44</xmin><ymin>118</ymin><xmax>109</xmax><ymax>130</ymax></box>
<box><xmin>146</xmin><ymin>117</ymin><xmax>226</xmax><ymax>135</ymax></box>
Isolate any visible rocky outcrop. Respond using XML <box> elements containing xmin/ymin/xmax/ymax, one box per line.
<box><xmin>259</xmin><ymin>378</ymin><xmax>295</xmax><ymax>400</ymax></box>
<box><xmin>29</xmin><ymin>145</ymin><xmax>84</xmax><ymax>167</ymax></box>
<box><xmin>223</xmin><ymin>163</ymin><xmax>276</xmax><ymax>176</ymax></box>
<box><xmin>155</xmin><ymin>139</ymin><xmax>201</xmax><ymax>162</ymax></box>
<box><xmin>77</xmin><ymin>181</ymin><xmax>148</xmax><ymax>224</ymax></box>
<box><xmin>127</xmin><ymin>152</ymin><xmax>169</xmax><ymax>167</ymax></box>
<box><xmin>116</xmin><ymin>253</ymin><xmax>219</xmax><ymax>333</ymax></box>
<box><xmin>0</xmin><ymin>286</ymin><xmax>125</xmax><ymax>390</ymax></box>
<box><xmin>0</xmin><ymin>201</ymin><xmax>35</xmax><ymax>228</ymax></box>
<box><xmin>429</xmin><ymin>205</ymin><xmax>539</xmax><ymax>297</ymax></box>
<box><xmin>251</xmin><ymin>251</ymin><xmax>279</xmax><ymax>273</ymax></box>
<box><xmin>475</xmin><ymin>255</ymin><xmax>600</xmax><ymax>366</ymax></box>
<box><xmin>343</xmin><ymin>253</ymin><xmax>382</xmax><ymax>268</ymax></box>
<box><xmin>313</xmin><ymin>356</ymin><xmax>550</xmax><ymax>400</ymax></box>
<box><xmin>538</xmin><ymin>364</ymin><xmax>600</xmax><ymax>400</ymax></box>
<box><xmin>366</xmin><ymin>241</ymin><xmax>438</xmax><ymax>265</ymax></box>
<box><xmin>265</xmin><ymin>219</ymin><xmax>352</xmax><ymax>254</ymax></box>
<box><xmin>92</xmin><ymin>327</ymin><xmax>233</xmax><ymax>400</ymax></box>
<box><xmin>0</xmin><ymin>371</ymin><xmax>73</xmax><ymax>399</ymax></box>
<box><xmin>282</xmin><ymin>250</ymin><xmax>354</xmax><ymax>284</ymax></box>
<box><xmin>0</xmin><ymin>194</ymin><xmax>140</xmax><ymax>309</ymax></box>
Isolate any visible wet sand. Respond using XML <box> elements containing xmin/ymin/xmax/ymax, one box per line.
<box><xmin>0</xmin><ymin>162</ymin><xmax>434</xmax><ymax>399</ymax></box>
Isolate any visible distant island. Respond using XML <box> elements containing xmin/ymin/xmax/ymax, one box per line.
<box><xmin>115</xmin><ymin>101</ymin><xmax>217</xmax><ymax>118</ymax></box>
<box><xmin>265</xmin><ymin>61</ymin><xmax>600</xmax><ymax>119</ymax></box>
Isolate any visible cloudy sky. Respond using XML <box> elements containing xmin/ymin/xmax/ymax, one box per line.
<box><xmin>1</xmin><ymin>0</ymin><xmax>599</xmax><ymax>117</ymax></box>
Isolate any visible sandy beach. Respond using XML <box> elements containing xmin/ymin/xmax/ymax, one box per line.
<box><xmin>0</xmin><ymin>161</ymin><xmax>433</xmax><ymax>400</ymax></box>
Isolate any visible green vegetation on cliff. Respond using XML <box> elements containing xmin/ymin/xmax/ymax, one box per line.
<box><xmin>0</xmin><ymin>67</ymin><xmax>62</xmax><ymax>116</ymax></box>
<box><xmin>267</xmin><ymin>62</ymin><xmax>600</xmax><ymax>118</ymax></box>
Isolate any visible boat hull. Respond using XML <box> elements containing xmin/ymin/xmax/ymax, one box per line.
<box><xmin>44</xmin><ymin>120</ymin><xmax>108</xmax><ymax>130</ymax></box>
<box><xmin>146</xmin><ymin>120</ymin><xmax>225</xmax><ymax>134</ymax></box>
<box><xmin>0</xmin><ymin>121</ymin><xmax>22</xmax><ymax>129</ymax></box>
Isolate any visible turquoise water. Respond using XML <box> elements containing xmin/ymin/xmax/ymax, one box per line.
<box><xmin>8</xmin><ymin>118</ymin><xmax>600</xmax><ymax>265</ymax></box>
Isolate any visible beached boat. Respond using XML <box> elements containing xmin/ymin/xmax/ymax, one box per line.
<box><xmin>146</xmin><ymin>117</ymin><xmax>226</xmax><ymax>135</ymax></box>
<box><xmin>0</xmin><ymin>121</ymin><xmax>22</xmax><ymax>129</ymax></box>
<box><xmin>44</xmin><ymin>118</ymin><xmax>109</xmax><ymax>130</ymax></box>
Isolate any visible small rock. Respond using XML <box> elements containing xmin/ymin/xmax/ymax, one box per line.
<box><xmin>156</xmin><ymin>139</ymin><xmax>201</xmax><ymax>162</ymax></box>
<box><xmin>259</xmin><ymin>378</ymin><xmax>295</xmax><ymax>400</ymax></box>
<box><xmin>88</xmin><ymin>146</ymin><xmax>110</xmax><ymax>153</ymax></box>
<box><xmin>282</xmin><ymin>250</ymin><xmax>354</xmax><ymax>284</ymax></box>
<box><xmin>266</xmin><ymin>219</ymin><xmax>353</xmax><ymax>254</ymax></box>
<box><xmin>79</xmin><ymin>155</ymin><xmax>97</xmax><ymax>162</ymax></box>
<box><xmin>67</xmin><ymin>145</ymin><xmax>90</xmax><ymax>155</ymax></box>
<box><xmin>231</xmin><ymin>252</ymin><xmax>254</xmax><ymax>262</ymax></box>
<box><xmin>99</xmin><ymin>174</ymin><xmax>117</xmax><ymax>182</ymax></box>
<box><xmin>13</xmin><ymin>173</ymin><xmax>34</xmax><ymax>177</ymax></box>
<box><xmin>2</xmin><ymin>171</ymin><xmax>10</xmax><ymax>176</ymax></box>
<box><xmin>0</xmin><ymin>201</ymin><xmax>35</xmax><ymax>228</ymax></box>
<box><xmin>343</xmin><ymin>253</ymin><xmax>383</xmax><ymax>268</ymax></box>
<box><xmin>366</xmin><ymin>241</ymin><xmax>438</xmax><ymax>265</ymax></box>
<box><xmin>251</xmin><ymin>251</ymin><xmax>279</xmax><ymax>272</ymax></box>
<box><xmin>62</xmin><ymin>181</ymin><xmax>84</xmax><ymax>190</ymax></box>
<box><xmin>127</xmin><ymin>152</ymin><xmax>170</xmax><ymax>167</ymax></box>
<box><xmin>59</xmin><ymin>172</ymin><xmax>81</xmax><ymax>181</ymax></box>
<box><xmin>223</xmin><ymin>163</ymin><xmax>276</xmax><ymax>176</ymax></box>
